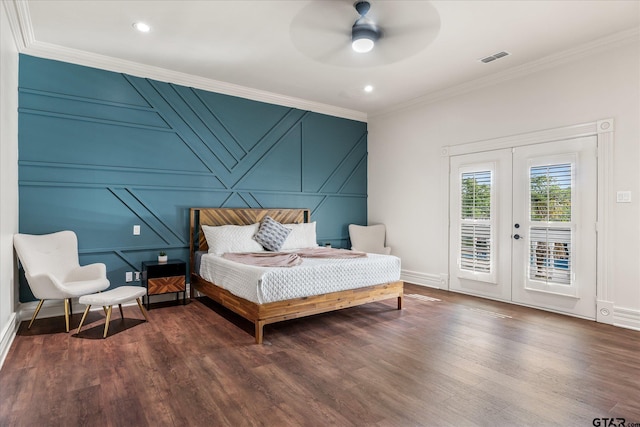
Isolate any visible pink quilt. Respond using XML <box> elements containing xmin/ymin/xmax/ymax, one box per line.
<box><xmin>221</xmin><ymin>247</ymin><xmax>367</xmax><ymax>268</ymax></box>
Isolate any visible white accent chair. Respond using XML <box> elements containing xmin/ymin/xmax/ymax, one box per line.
<box><xmin>13</xmin><ymin>230</ymin><xmax>110</xmax><ymax>332</ymax></box>
<box><xmin>348</xmin><ymin>224</ymin><xmax>392</xmax><ymax>255</ymax></box>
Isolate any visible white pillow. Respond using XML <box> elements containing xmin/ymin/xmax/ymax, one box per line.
<box><xmin>281</xmin><ymin>222</ymin><xmax>318</xmax><ymax>250</ymax></box>
<box><xmin>202</xmin><ymin>223</ymin><xmax>264</xmax><ymax>255</ymax></box>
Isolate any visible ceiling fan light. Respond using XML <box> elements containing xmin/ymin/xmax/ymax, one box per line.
<box><xmin>352</xmin><ymin>37</ymin><xmax>375</xmax><ymax>53</ymax></box>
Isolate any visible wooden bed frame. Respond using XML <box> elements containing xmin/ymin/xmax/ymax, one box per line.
<box><xmin>189</xmin><ymin>207</ymin><xmax>404</xmax><ymax>344</ymax></box>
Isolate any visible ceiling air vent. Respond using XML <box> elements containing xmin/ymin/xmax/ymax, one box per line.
<box><xmin>480</xmin><ymin>51</ymin><xmax>510</xmax><ymax>63</ymax></box>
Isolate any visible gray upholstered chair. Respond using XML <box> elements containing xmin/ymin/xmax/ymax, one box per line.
<box><xmin>348</xmin><ymin>224</ymin><xmax>392</xmax><ymax>255</ymax></box>
<box><xmin>13</xmin><ymin>230</ymin><xmax>110</xmax><ymax>332</ymax></box>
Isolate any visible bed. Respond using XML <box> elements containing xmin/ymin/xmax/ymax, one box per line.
<box><xmin>189</xmin><ymin>207</ymin><xmax>403</xmax><ymax>344</ymax></box>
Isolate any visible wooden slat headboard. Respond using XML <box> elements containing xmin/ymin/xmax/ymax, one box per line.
<box><xmin>189</xmin><ymin>208</ymin><xmax>311</xmax><ymax>254</ymax></box>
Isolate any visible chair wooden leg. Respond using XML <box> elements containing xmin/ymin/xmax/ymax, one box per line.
<box><xmin>136</xmin><ymin>298</ymin><xmax>150</xmax><ymax>322</ymax></box>
<box><xmin>64</xmin><ymin>299</ymin><xmax>70</xmax><ymax>333</ymax></box>
<box><xmin>76</xmin><ymin>305</ymin><xmax>91</xmax><ymax>335</ymax></box>
<box><xmin>118</xmin><ymin>304</ymin><xmax>124</xmax><ymax>319</ymax></box>
<box><xmin>28</xmin><ymin>300</ymin><xmax>44</xmax><ymax>329</ymax></box>
<box><xmin>103</xmin><ymin>306</ymin><xmax>112</xmax><ymax>338</ymax></box>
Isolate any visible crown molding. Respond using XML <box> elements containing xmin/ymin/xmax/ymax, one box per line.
<box><xmin>2</xmin><ymin>0</ymin><xmax>29</xmax><ymax>50</ymax></box>
<box><xmin>9</xmin><ymin>0</ymin><xmax>367</xmax><ymax>123</ymax></box>
<box><xmin>371</xmin><ymin>27</ymin><xmax>640</xmax><ymax>119</ymax></box>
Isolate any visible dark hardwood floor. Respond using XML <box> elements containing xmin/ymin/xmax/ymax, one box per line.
<box><xmin>1</xmin><ymin>283</ymin><xmax>639</xmax><ymax>426</ymax></box>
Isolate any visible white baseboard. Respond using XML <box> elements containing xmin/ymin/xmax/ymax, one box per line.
<box><xmin>613</xmin><ymin>305</ymin><xmax>640</xmax><ymax>331</ymax></box>
<box><xmin>18</xmin><ymin>299</ymin><xmax>70</xmax><ymax>322</ymax></box>
<box><xmin>0</xmin><ymin>312</ymin><xmax>18</xmax><ymax>370</ymax></box>
<box><xmin>17</xmin><ymin>284</ymin><xmax>192</xmax><ymax>323</ymax></box>
<box><xmin>400</xmin><ymin>270</ymin><xmax>445</xmax><ymax>289</ymax></box>
<box><xmin>17</xmin><ymin>298</ymin><xmax>127</xmax><ymax>322</ymax></box>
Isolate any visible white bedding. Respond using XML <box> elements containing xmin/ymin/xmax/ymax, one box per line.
<box><xmin>199</xmin><ymin>252</ymin><xmax>401</xmax><ymax>304</ymax></box>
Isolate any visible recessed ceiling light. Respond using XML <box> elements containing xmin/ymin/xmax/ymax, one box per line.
<box><xmin>133</xmin><ymin>22</ymin><xmax>151</xmax><ymax>33</ymax></box>
<box><xmin>364</xmin><ymin>85</ymin><xmax>374</xmax><ymax>93</ymax></box>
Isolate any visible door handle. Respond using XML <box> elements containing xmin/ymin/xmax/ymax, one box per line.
<box><xmin>513</xmin><ymin>234</ymin><xmax>521</xmax><ymax>240</ymax></box>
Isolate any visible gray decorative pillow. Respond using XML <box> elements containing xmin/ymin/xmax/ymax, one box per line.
<box><xmin>253</xmin><ymin>216</ymin><xmax>291</xmax><ymax>252</ymax></box>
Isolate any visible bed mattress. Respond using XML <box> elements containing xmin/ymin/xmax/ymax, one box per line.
<box><xmin>199</xmin><ymin>252</ymin><xmax>401</xmax><ymax>304</ymax></box>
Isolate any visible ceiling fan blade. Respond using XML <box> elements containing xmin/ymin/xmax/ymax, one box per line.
<box><xmin>290</xmin><ymin>1</ymin><xmax>353</xmax><ymax>35</ymax></box>
<box><xmin>382</xmin><ymin>22</ymin><xmax>439</xmax><ymax>39</ymax></box>
<box><xmin>315</xmin><ymin>42</ymin><xmax>351</xmax><ymax>63</ymax></box>
<box><xmin>289</xmin><ymin>0</ymin><xmax>353</xmax><ymax>63</ymax></box>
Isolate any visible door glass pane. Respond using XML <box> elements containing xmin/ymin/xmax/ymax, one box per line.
<box><xmin>461</xmin><ymin>171</ymin><xmax>491</xmax><ymax>219</ymax></box>
<box><xmin>530</xmin><ymin>164</ymin><xmax>571</xmax><ymax>222</ymax></box>
<box><xmin>460</xmin><ymin>171</ymin><xmax>492</xmax><ymax>273</ymax></box>
<box><xmin>529</xmin><ymin>163</ymin><xmax>572</xmax><ymax>285</ymax></box>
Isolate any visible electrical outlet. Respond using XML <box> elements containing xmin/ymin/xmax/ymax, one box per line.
<box><xmin>134</xmin><ymin>271</ymin><xmax>140</xmax><ymax>281</ymax></box>
<box><xmin>133</xmin><ymin>225</ymin><xmax>141</xmax><ymax>235</ymax></box>
<box><xmin>616</xmin><ymin>191</ymin><xmax>631</xmax><ymax>203</ymax></box>
<box><xmin>125</xmin><ymin>271</ymin><xmax>133</xmax><ymax>282</ymax></box>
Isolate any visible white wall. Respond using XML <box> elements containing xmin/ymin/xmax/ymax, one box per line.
<box><xmin>0</xmin><ymin>2</ymin><xmax>20</xmax><ymax>366</ymax></box>
<box><xmin>368</xmin><ymin>39</ymin><xmax>640</xmax><ymax>328</ymax></box>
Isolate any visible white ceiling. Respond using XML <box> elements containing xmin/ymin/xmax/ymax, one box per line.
<box><xmin>12</xmin><ymin>0</ymin><xmax>640</xmax><ymax>119</ymax></box>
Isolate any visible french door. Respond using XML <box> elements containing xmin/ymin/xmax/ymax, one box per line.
<box><xmin>449</xmin><ymin>137</ymin><xmax>597</xmax><ymax>319</ymax></box>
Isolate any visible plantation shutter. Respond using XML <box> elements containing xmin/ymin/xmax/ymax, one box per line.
<box><xmin>528</xmin><ymin>164</ymin><xmax>573</xmax><ymax>285</ymax></box>
<box><xmin>460</xmin><ymin>171</ymin><xmax>492</xmax><ymax>274</ymax></box>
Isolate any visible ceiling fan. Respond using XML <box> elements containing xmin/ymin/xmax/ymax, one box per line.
<box><xmin>351</xmin><ymin>1</ymin><xmax>381</xmax><ymax>53</ymax></box>
<box><xmin>290</xmin><ymin>0</ymin><xmax>441</xmax><ymax>67</ymax></box>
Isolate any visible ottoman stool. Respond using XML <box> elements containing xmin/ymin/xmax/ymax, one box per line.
<box><xmin>77</xmin><ymin>286</ymin><xmax>149</xmax><ymax>338</ymax></box>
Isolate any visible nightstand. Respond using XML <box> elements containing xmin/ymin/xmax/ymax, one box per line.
<box><xmin>141</xmin><ymin>259</ymin><xmax>187</xmax><ymax>309</ymax></box>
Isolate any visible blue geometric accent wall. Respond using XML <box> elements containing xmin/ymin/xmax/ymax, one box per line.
<box><xmin>18</xmin><ymin>54</ymin><xmax>367</xmax><ymax>301</ymax></box>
